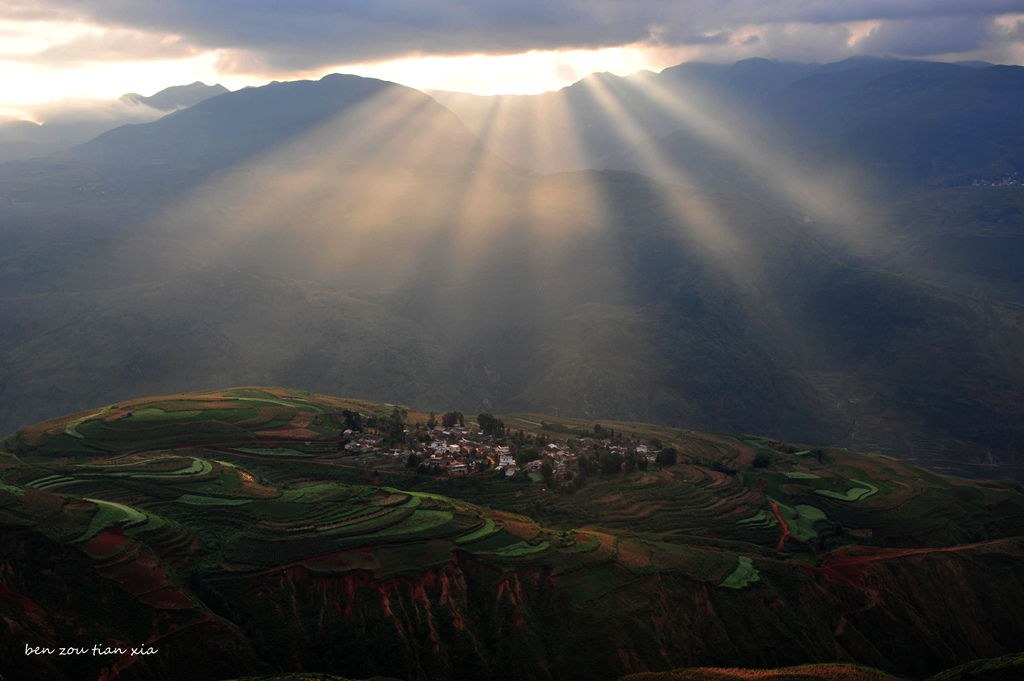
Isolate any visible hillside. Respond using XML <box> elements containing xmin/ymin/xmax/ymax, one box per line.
<box><xmin>2</xmin><ymin>390</ymin><xmax>1024</xmax><ymax>680</ymax></box>
<box><xmin>63</xmin><ymin>72</ymin><xmax>492</xmax><ymax>183</ymax></box>
<box><xmin>119</xmin><ymin>82</ymin><xmax>230</xmax><ymax>112</ymax></box>
<box><xmin>0</xmin><ymin>66</ymin><xmax>1022</xmax><ymax>475</ymax></box>
<box><xmin>432</xmin><ymin>57</ymin><xmax>1024</xmax><ymax>191</ymax></box>
<box><xmin>0</xmin><ymin>81</ymin><xmax>229</xmax><ymax>164</ymax></box>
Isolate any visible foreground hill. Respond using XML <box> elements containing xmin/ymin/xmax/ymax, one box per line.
<box><xmin>2</xmin><ymin>389</ymin><xmax>1023</xmax><ymax>680</ymax></box>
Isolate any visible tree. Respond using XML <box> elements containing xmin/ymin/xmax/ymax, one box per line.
<box><xmin>383</xmin><ymin>407</ymin><xmax>406</xmax><ymax>447</ymax></box>
<box><xmin>406</xmin><ymin>452</ymin><xmax>420</xmax><ymax>468</ymax></box>
<box><xmin>442</xmin><ymin>411</ymin><xmax>463</xmax><ymax>428</ymax></box>
<box><xmin>656</xmin><ymin>448</ymin><xmax>678</xmax><ymax>466</ymax></box>
<box><xmin>518</xmin><ymin>445</ymin><xmax>540</xmax><ymax>465</ymax></box>
<box><xmin>624</xmin><ymin>453</ymin><xmax>637</xmax><ymax>475</ymax></box>
<box><xmin>341</xmin><ymin>409</ymin><xmax>363</xmax><ymax>432</ymax></box>
<box><xmin>600</xmin><ymin>451</ymin><xmax>624</xmax><ymax>475</ymax></box>
<box><xmin>753</xmin><ymin>452</ymin><xmax>772</xmax><ymax>468</ymax></box>
<box><xmin>478</xmin><ymin>412</ymin><xmax>505</xmax><ymax>437</ymax></box>
<box><xmin>540</xmin><ymin>461</ymin><xmax>554</xmax><ymax>484</ymax></box>
<box><xmin>426</xmin><ymin>411</ymin><xmax>437</xmax><ymax>430</ymax></box>
<box><xmin>637</xmin><ymin>457</ymin><xmax>649</xmax><ymax>472</ymax></box>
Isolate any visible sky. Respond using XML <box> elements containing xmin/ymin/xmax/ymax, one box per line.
<box><xmin>2</xmin><ymin>0</ymin><xmax>1024</xmax><ymax>119</ymax></box>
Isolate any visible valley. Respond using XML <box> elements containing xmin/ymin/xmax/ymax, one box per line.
<box><xmin>1</xmin><ymin>54</ymin><xmax>1024</xmax><ymax>681</ymax></box>
<box><xmin>2</xmin><ymin>61</ymin><xmax>1023</xmax><ymax>475</ymax></box>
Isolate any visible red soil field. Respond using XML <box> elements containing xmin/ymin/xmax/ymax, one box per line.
<box><xmin>289</xmin><ymin>411</ymin><xmax>317</xmax><ymax>428</ymax></box>
<box><xmin>104</xmin><ymin>549</ymin><xmax>168</xmax><ymax>595</ymax></box>
<box><xmin>254</xmin><ymin>425</ymin><xmax>322</xmax><ymax>439</ymax></box>
<box><xmin>300</xmin><ymin>549</ymin><xmax>380</xmax><ymax>573</ymax></box>
<box><xmin>81</xmin><ymin>528</ymin><xmax>129</xmax><ymax>559</ymax></box>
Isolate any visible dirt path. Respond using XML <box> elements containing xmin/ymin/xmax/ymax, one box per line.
<box><xmin>768</xmin><ymin>500</ymin><xmax>790</xmax><ymax>552</ymax></box>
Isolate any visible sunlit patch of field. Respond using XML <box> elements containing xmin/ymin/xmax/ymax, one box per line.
<box><xmin>254</xmin><ymin>425</ymin><xmax>323</xmax><ymax>439</ymax></box>
<box><xmin>74</xmin><ymin>498</ymin><xmax>148</xmax><ymax>541</ymax></box>
<box><xmin>585</xmin><ymin>530</ymin><xmax>619</xmax><ymax>562</ymax></box>
<box><xmin>503</xmin><ymin>519</ymin><xmax>541</xmax><ymax>541</ymax></box>
<box><xmin>454</xmin><ymin>516</ymin><xmax>496</xmax><ymax>545</ymax></box>
<box><xmin>616</xmin><ymin>538</ymin><xmax>652</xmax><ymax>570</ymax></box>
<box><xmin>718</xmin><ymin>555</ymin><xmax>760</xmax><ymax>589</ymax></box>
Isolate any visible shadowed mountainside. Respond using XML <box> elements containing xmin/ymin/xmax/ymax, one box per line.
<box><xmin>432</xmin><ymin>57</ymin><xmax>1024</xmax><ymax>191</ymax></box>
<box><xmin>0</xmin><ymin>66</ymin><xmax>1022</xmax><ymax>474</ymax></box>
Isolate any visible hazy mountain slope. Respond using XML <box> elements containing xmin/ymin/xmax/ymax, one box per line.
<box><xmin>368</xmin><ymin>171</ymin><xmax>1024</xmax><ymax>465</ymax></box>
<box><xmin>434</xmin><ymin>57</ymin><xmax>1024</xmax><ymax>192</ymax></box>
<box><xmin>120</xmin><ymin>81</ymin><xmax>229</xmax><ymax>111</ymax></box>
<box><xmin>0</xmin><ymin>81</ymin><xmax>229</xmax><ymax>164</ymax></box>
<box><xmin>850</xmin><ymin>187</ymin><xmax>1024</xmax><ymax>302</ymax></box>
<box><xmin>62</xmin><ymin>73</ymin><xmax>491</xmax><ymax>184</ymax></box>
<box><xmin>1</xmin><ymin>68</ymin><xmax>1022</xmax><ymax>472</ymax></box>
<box><xmin>0</xmin><ymin>271</ymin><xmax>474</xmax><ymax>437</ymax></box>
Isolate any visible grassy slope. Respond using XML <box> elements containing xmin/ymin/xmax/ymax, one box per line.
<box><xmin>2</xmin><ymin>390</ymin><xmax>1024</xmax><ymax>681</ymax></box>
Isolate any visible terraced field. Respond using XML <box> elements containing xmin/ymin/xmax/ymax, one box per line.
<box><xmin>2</xmin><ymin>389</ymin><xmax>1024</xmax><ymax>681</ymax></box>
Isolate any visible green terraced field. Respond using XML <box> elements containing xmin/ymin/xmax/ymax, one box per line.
<box><xmin>4</xmin><ymin>389</ymin><xmax>1024</xmax><ymax>681</ymax></box>
<box><xmin>719</xmin><ymin>556</ymin><xmax>760</xmax><ymax>589</ymax></box>
<box><xmin>816</xmin><ymin>480</ymin><xmax>879</xmax><ymax>501</ymax></box>
<box><xmin>455</xmin><ymin>516</ymin><xmax>496</xmax><ymax>544</ymax></box>
<box><xmin>75</xmin><ymin>498</ymin><xmax>149</xmax><ymax>541</ymax></box>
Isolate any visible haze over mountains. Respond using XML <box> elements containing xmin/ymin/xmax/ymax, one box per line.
<box><xmin>432</xmin><ymin>57</ymin><xmax>1024</xmax><ymax>190</ymax></box>
<box><xmin>0</xmin><ymin>57</ymin><xmax>1023</xmax><ymax>478</ymax></box>
<box><xmin>0</xmin><ymin>81</ymin><xmax>227</xmax><ymax>163</ymax></box>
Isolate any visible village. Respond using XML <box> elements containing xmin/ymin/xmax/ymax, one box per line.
<box><xmin>335</xmin><ymin>410</ymin><xmax>676</xmax><ymax>487</ymax></box>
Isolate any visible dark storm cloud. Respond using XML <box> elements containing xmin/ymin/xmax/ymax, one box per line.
<box><xmin>651</xmin><ymin>27</ymin><xmax>733</xmax><ymax>47</ymax></box>
<box><xmin>5</xmin><ymin>0</ymin><xmax>1024</xmax><ymax>70</ymax></box>
<box><xmin>855</xmin><ymin>15</ymin><xmax>996</xmax><ymax>57</ymax></box>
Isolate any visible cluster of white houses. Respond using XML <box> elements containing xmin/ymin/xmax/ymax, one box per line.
<box><xmin>337</xmin><ymin>423</ymin><xmax>661</xmax><ymax>480</ymax></box>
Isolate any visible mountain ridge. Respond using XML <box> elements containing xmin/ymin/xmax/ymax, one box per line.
<box><xmin>119</xmin><ymin>81</ymin><xmax>230</xmax><ymax>111</ymax></box>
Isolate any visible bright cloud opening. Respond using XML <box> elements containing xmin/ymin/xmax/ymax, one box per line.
<box><xmin>335</xmin><ymin>45</ymin><xmax>690</xmax><ymax>95</ymax></box>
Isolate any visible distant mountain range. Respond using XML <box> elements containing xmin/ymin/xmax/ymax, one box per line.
<box><xmin>0</xmin><ymin>81</ymin><xmax>228</xmax><ymax>163</ymax></box>
<box><xmin>119</xmin><ymin>81</ymin><xmax>229</xmax><ymax>111</ymax></box>
<box><xmin>432</xmin><ymin>57</ymin><xmax>1024</xmax><ymax>192</ymax></box>
<box><xmin>0</xmin><ymin>60</ymin><xmax>1022</xmax><ymax>477</ymax></box>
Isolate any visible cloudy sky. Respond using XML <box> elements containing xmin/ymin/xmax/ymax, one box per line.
<box><xmin>2</xmin><ymin>0</ymin><xmax>1024</xmax><ymax>117</ymax></box>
